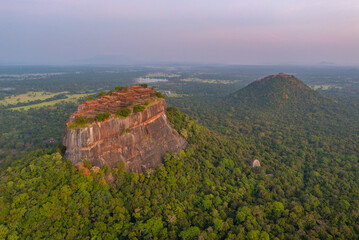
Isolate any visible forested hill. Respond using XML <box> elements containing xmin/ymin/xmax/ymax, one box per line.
<box><xmin>214</xmin><ymin>73</ymin><xmax>359</xmax><ymax>145</ymax></box>
<box><xmin>227</xmin><ymin>73</ymin><xmax>333</xmax><ymax>111</ymax></box>
<box><xmin>173</xmin><ymin>74</ymin><xmax>358</xmax><ymax>142</ymax></box>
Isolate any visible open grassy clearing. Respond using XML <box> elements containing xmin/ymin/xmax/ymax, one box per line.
<box><xmin>166</xmin><ymin>93</ymin><xmax>189</xmax><ymax>98</ymax></box>
<box><xmin>0</xmin><ymin>91</ymin><xmax>68</xmax><ymax>106</ymax></box>
<box><xmin>10</xmin><ymin>93</ymin><xmax>89</xmax><ymax>110</ymax></box>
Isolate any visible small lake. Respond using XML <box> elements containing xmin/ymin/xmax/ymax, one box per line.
<box><xmin>136</xmin><ymin>77</ymin><xmax>168</xmax><ymax>83</ymax></box>
<box><xmin>1</xmin><ymin>87</ymin><xmax>15</xmax><ymax>91</ymax></box>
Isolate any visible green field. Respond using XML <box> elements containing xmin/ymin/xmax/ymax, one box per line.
<box><xmin>166</xmin><ymin>93</ymin><xmax>189</xmax><ymax>98</ymax></box>
<box><xmin>10</xmin><ymin>93</ymin><xmax>89</xmax><ymax>110</ymax></box>
<box><xmin>0</xmin><ymin>91</ymin><xmax>67</xmax><ymax>106</ymax></box>
<box><xmin>181</xmin><ymin>78</ymin><xmax>235</xmax><ymax>84</ymax></box>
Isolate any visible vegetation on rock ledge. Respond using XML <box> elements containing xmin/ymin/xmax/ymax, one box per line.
<box><xmin>133</xmin><ymin>105</ymin><xmax>146</xmax><ymax>113</ymax></box>
<box><xmin>116</xmin><ymin>107</ymin><xmax>132</xmax><ymax>118</ymax></box>
<box><xmin>68</xmin><ymin>116</ymin><xmax>94</xmax><ymax>129</ymax></box>
<box><xmin>95</xmin><ymin>112</ymin><xmax>111</xmax><ymax>122</ymax></box>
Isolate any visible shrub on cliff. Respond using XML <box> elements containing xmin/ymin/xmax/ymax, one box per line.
<box><xmin>133</xmin><ymin>105</ymin><xmax>146</xmax><ymax>113</ymax></box>
<box><xmin>95</xmin><ymin>112</ymin><xmax>111</xmax><ymax>121</ymax></box>
<box><xmin>121</xmin><ymin>129</ymin><xmax>131</xmax><ymax>135</ymax></box>
<box><xmin>68</xmin><ymin>116</ymin><xmax>94</xmax><ymax>129</ymax></box>
<box><xmin>116</xmin><ymin>107</ymin><xmax>131</xmax><ymax>118</ymax></box>
<box><xmin>156</xmin><ymin>91</ymin><xmax>165</xmax><ymax>98</ymax></box>
<box><xmin>120</xmin><ymin>87</ymin><xmax>128</xmax><ymax>91</ymax></box>
<box><xmin>86</xmin><ymin>96</ymin><xmax>94</xmax><ymax>101</ymax></box>
<box><xmin>151</xmin><ymin>91</ymin><xmax>165</xmax><ymax>98</ymax></box>
<box><xmin>96</xmin><ymin>91</ymin><xmax>106</xmax><ymax>98</ymax></box>
<box><xmin>115</xmin><ymin>86</ymin><xmax>124</xmax><ymax>91</ymax></box>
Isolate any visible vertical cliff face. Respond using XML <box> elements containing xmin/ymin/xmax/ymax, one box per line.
<box><xmin>63</xmin><ymin>86</ymin><xmax>187</xmax><ymax>173</ymax></box>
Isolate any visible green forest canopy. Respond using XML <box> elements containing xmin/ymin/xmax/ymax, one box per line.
<box><xmin>1</xmin><ymin>107</ymin><xmax>358</xmax><ymax>239</ymax></box>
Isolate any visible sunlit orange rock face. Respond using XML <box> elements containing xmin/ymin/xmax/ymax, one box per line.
<box><xmin>63</xmin><ymin>86</ymin><xmax>187</xmax><ymax>173</ymax></box>
<box><xmin>67</xmin><ymin>85</ymin><xmax>156</xmax><ymax>124</ymax></box>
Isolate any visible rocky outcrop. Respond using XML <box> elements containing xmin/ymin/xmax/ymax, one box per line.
<box><xmin>63</xmin><ymin>86</ymin><xmax>187</xmax><ymax>173</ymax></box>
<box><xmin>251</xmin><ymin>159</ymin><xmax>261</xmax><ymax>168</ymax></box>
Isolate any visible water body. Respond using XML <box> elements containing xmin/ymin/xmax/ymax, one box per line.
<box><xmin>136</xmin><ymin>77</ymin><xmax>168</xmax><ymax>83</ymax></box>
<box><xmin>1</xmin><ymin>87</ymin><xmax>15</xmax><ymax>91</ymax></box>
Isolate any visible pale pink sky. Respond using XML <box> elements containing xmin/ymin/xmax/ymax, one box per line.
<box><xmin>1</xmin><ymin>0</ymin><xmax>358</xmax><ymax>65</ymax></box>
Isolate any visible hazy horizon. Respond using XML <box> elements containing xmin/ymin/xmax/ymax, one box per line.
<box><xmin>1</xmin><ymin>0</ymin><xmax>359</xmax><ymax>65</ymax></box>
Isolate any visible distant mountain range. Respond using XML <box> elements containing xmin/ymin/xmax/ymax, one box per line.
<box><xmin>73</xmin><ymin>54</ymin><xmax>136</xmax><ymax>65</ymax></box>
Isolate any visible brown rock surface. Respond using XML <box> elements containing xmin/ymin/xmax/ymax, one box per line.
<box><xmin>63</xmin><ymin>86</ymin><xmax>187</xmax><ymax>173</ymax></box>
<box><xmin>67</xmin><ymin>85</ymin><xmax>157</xmax><ymax>124</ymax></box>
<box><xmin>251</xmin><ymin>159</ymin><xmax>261</xmax><ymax>168</ymax></box>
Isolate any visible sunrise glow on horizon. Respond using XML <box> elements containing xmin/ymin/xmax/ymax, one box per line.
<box><xmin>1</xmin><ymin>0</ymin><xmax>359</xmax><ymax>65</ymax></box>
